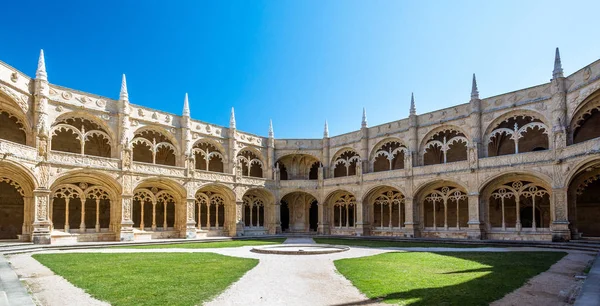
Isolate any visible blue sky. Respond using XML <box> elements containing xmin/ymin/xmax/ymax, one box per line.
<box><xmin>2</xmin><ymin>1</ymin><xmax>599</xmax><ymax>138</ymax></box>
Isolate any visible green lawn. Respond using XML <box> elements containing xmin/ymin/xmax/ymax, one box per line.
<box><xmin>314</xmin><ymin>238</ymin><xmax>488</xmax><ymax>248</ymax></box>
<box><xmin>33</xmin><ymin>253</ymin><xmax>258</xmax><ymax>306</ymax></box>
<box><xmin>334</xmin><ymin>251</ymin><xmax>566</xmax><ymax>305</ymax></box>
<box><xmin>115</xmin><ymin>238</ymin><xmax>285</xmax><ymax>249</ymax></box>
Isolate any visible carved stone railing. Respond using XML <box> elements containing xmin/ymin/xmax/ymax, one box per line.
<box><xmin>478</xmin><ymin>150</ymin><xmax>554</xmax><ymax>169</ymax></box>
<box><xmin>193</xmin><ymin>170</ymin><xmax>235</xmax><ymax>183</ymax></box>
<box><xmin>0</xmin><ymin>140</ymin><xmax>37</xmax><ymax>161</ymax></box>
<box><xmin>363</xmin><ymin>169</ymin><xmax>406</xmax><ymax>182</ymax></box>
<box><xmin>324</xmin><ymin>175</ymin><xmax>359</xmax><ymax>186</ymax></box>
<box><xmin>412</xmin><ymin>160</ymin><xmax>470</xmax><ymax>176</ymax></box>
<box><xmin>48</xmin><ymin>151</ymin><xmax>120</xmax><ymax>170</ymax></box>
<box><xmin>131</xmin><ymin>162</ymin><xmax>185</xmax><ymax>177</ymax></box>
<box><xmin>560</xmin><ymin>138</ymin><xmax>600</xmax><ymax>159</ymax></box>
<box><xmin>279</xmin><ymin>180</ymin><xmax>319</xmax><ymax>189</ymax></box>
<box><xmin>238</xmin><ymin>176</ymin><xmax>271</xmax><ymax>187</ymax></box>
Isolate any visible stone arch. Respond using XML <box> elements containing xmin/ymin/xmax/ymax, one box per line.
<box><xmin>191</xmin><ymin>139</ymin><xmax>225</xmax><ymax>172</ymax></box>
<box><xmin>420</xmin><ymin>125</ymin><xmax>469</xmax><ymax>166</ymax></box>
<box><xmin>483</xmin><ymin>110</ymin><xmax>550</xmax><ymax>157</ymax></box>
<box><xmin>281</xmin><ymin>191</ymin><xmax>318</xmax><ymax>233</ymax></box>
<box><xmin>414</xmin><ymin>180</ymin><xmax>468</xmax><ymax>234</ymax></box>
<box><xmin>50</xmin><ymin>113</ymin><xmax>113</xmax><ymax>158</ymax></box>
<box><xmin>324</xmin><ymin>189</ymin><xmax>357</xmax><ymax>233</ymax></box>
<box><xmin>0</xmin><ymin>108</ymin><xmax>27</xmax><ymax>145</ymax></box>
<box><xmin>363</xmin><ymin>185</ymin><xmax>406</xmax><ymax>233</ymax></box>
<box><xmin>133</xmin><ymin>178</ymin><xmax>185</xmax><ymax>233</ymax></box>
<box><xmin>569</xmin><ymin>88</ymin><xmax>600</xmax><ymax>144</ymax></box>
<box><xmin>480</xmin><ymin>173</ymin><xmax>551</xmax><ymax>233</ymax></box>
<box><xmin>131</xmin><ymin>126</ymin><xmax>179</xmax><ymax>166</ymax></box>
<box><xmin>276</xmin><ymin>154</ymin><xmax>321</xmax><ymax>180</ymax></box>
<box><xmin>50</xmin><ymin>170</ymin><xmax>121</xmax><ymax>234</ymax></box>
<box><xmin>369</xmin><ymin>138</ymin><xmax>408</xmax><ymax>172</ymax></box>
<box><xmin>331</xmin><ymin>147</ymin><xmax>361</xmax><ymax>178</ymax></box>
<box><xmin>243</xmin><ymin>188</ymin><xmax>274</xmax><ymax>231</ymax></box>
<box><xmin>0</xmin><ymin>90</ymin><xmax>32</xmax><ymax>143</ymax></box>
<box><xmin>0</xmin><ymin>161</ymin><xmax>37</xmax><ymax>240</ymax></box>
<box><xmin>566</xmin><ymin>158</ymin><xmax>600</xmax><ymax>238</ymax></box>
<box><xmin>195</xmin><ymin>184</ymin><xmax>236</xmax><ymax>234</ymax></box>
<box><xmin>237</xmin><ymin>147</ymin><xmax>264</xmax><ymax>178</ymax></box>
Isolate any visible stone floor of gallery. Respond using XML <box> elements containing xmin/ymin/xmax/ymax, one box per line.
<box><xmin>2</xmin><ymin>237</ymin><xmax>597</xmax><ymax>306</ymax></box>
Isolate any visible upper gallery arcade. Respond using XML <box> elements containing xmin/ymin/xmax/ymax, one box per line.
<box><xmin>0</xmin><ymin>48</ymin><xmax>599</xmax><ymax>244</ymax></box>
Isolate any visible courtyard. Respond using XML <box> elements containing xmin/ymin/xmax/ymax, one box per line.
<box><xmin>3</xmin><ymin>237</ymin><xmax>594</xmax><ymax>305</ymax></box>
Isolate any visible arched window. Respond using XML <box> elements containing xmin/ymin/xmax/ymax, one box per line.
<box><xmin>423</xmin><ymin>129</ymin><xmax>468</xmax><ymax>165</ymax></box>
<box><xmin>372</xmin><ymin>141</ymin><xmax>407</xmax><ymax>172</ymax></box>
<box><xmin>0</xmin><ymin>110</ymin><xmax>26</xmax><ymax>145</ymax></box>
<box><xmin>195</xmin><ymin>192</ymin><xmax>226</xmax><ymax>229</ymax></box>
<box><xmin>131</xmin><ymin>130</ymin><xmax>176</xmax><ymax>166</ymax></box>
<box><xmin>276</xmin><ymin>154</ymin><xmax>321</xmax><ymax>180</ymax></box>
<box><xmin>487</xmin><ymin>115</ymin><xmax>549</xmax><ymax>157</ymax></box>
<box><xmin>50</xmin><ymin>118</ymin><xmax>111</xmax><ymax>157</ymax></box>
<box><xmin>332</xmin><ymin>150</ymin><xmax>360</xmax><ymax>177</ymax></box>
<box><xmin>237</xmin><ymin>149</ymin><xmax>263</xmax><ymax>178</ymax></box>
<box><xmin>192</xmin><ymin>142</ymin><xmax>224</xmax><ymax>172</ymax></box>
<box><xmin>372</xmin><ymin>190</ymin><xmax>405</xmax><ymax>229</ymax></box>
<box><xmin>424</xmin><ymin>186</ymin><xmax>467</xmax><ymax>229</ymax></box>
<box><xmin>489</xmin><ymin>181</ymin><xmax>550</xmax><ymax>231</ymax></box>
<box><xmin>332</xmin><ymin>193</ymin><xmax>356</xmax><ymax>228</ymax></box>
<box><xmin>571</xmin><ymin>91</ymin><xmax>600</xmax><ymax>144</ymax></box>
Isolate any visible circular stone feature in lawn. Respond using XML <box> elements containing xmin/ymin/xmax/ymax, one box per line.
<box><xmin>250</xmin><ymin>244</ymin><xmax>349</xmax><ymax>255</ymax></box>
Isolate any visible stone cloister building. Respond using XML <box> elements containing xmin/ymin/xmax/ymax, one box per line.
<box><xmin>0</xmin><ymin>49</ymin><xmax>599</xmax><ymax>244</ymax></box>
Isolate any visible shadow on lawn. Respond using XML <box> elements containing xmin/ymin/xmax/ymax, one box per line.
<box><xmin>333</xmin><ymin>251</ymin><xmax>566</xmax><ymax>306</ymax></box>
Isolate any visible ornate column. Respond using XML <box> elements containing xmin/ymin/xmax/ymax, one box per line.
<box><xmin>119</xmin><ymin>196</ymin><xmax>134</xmax><ymax>241</ymax></box>
<box><xmin>469</xmin><ymin>74</ymin><xmax>483</xmax><ymax>158</ymax></box>
<box><xmin>181</xmin><ymin>93</ymin><xmax>193</xmax><ymax>172</ymax></box>
<box><xmin>322</xmin><ymin>121</ymin><xmax>330</xmax><ymax>179</ymax></box>
<box><xmin>550</xmin><ymin>48</ymin><xmax>568</xmax><ymax>152</ymax></box>
<box><xmin>360</xmin><ymin>108</ymin><xmax>369</xmax><ymax>172</ymax></box>
<box><xmin>32</xmin><ymin>190</ymin><xmax>52</xmax><ymax>244</ymax></box>
<box><xmin>355</xmin><ymin>199</ymin><xmax>365</xmax><ymax>236</ymax></box>
<box><xmin>403</xmin><ymin>197</ymin><xmax>418</xmax><ymax>238</ymax></box>
<box><xmin>272</xmin><ymin>196</ymin><xmax>281</xmax><ymax>234</ymax></box>
<box><xmin>408</xmin><ymin>94</ymin><xmax>419</xmax><ymax>168</ymax></box>
<box><xmin>467</xmin><ymin>192</ymin><xmax>484</xmax><ymax>240</ymax></box>
<box><xmin>550</xmin><ymin>188</ymin><xmax>570</xmax><ymax>241</ymax></box>
<box><xmin>184</xmin><ymin>197</ymin><xmax>197</xmax><ymax>239</ymax></box>
<box><xmin>267</xmin><ymin>120</ymin><xmax>275</xmax><ymax>179</ymax></box>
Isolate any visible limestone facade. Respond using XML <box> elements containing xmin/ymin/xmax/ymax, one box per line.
<box><xmin>0</xmin><ymin>49</ymin><xmax>599</xmax><ymax>244</ymax></box>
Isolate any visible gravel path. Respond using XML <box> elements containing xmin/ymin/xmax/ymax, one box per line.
<box><xmin>6</xmin><ymin>238</ymin><xmax>594</xmax><ymax>306</ymax></box>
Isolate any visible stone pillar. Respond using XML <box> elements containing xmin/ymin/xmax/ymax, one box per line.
<box><xmin>184</xmin><ymin>198</ymin><xmax>197</xmax><ymax>239</ymax></box>
<box><xmin>119</xmin><ymin>196</ymin><xmax>134</xmax><ymax>241</ymax></box>
<box><xmin>550</xmin><ymin>48</ymin><xmax>567</xmax><ymax>151</ymax></box>
<box><xmin>231</xmin><ymin>200</ymin><xmax>244</xmax><ymax>236</ymax></box>
<box><xmin>551</xmin><ymin>188</ymin><xmax>570</xmax><ymax>241</ymax></box>
<box><xmin>32</xmin><ymin>190</ymin><xmax>52</xmax><ymax>244</ymax></box>
<box><xmin>403</xmin><ymin>197</ymin><xmax>418</xmax><ymax>238</ymax></box>
<box><xmin>355</xmin><ymin>199</ymin><xmax>365</xmax><ymax>236</ymax></box>
<box><xmin>273</xmin><ymin>197</ymin><xmax>281</xmax><ymax>234</ymax></box>
<box><xmin>317</xmin><ymin>202</ymin><xmax>328</xmax><ymax>234</ymax></box>
<box><xmin>467</xmin><ymin>192</ymin><xmax>484</xmax><ymax>240</ymax></box>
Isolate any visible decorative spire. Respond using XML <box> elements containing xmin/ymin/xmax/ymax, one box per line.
<box><xmin>182</xmin><ymin>93</ymin><xmax>190</xmax><ymax>117</ymax></box>
<box><xmin>268</xmin><ymin>119</ymin><xmax>274</xmax><ymax>138</ymax></box>
<box><xmin>36</xmin><ymin>49</ymin><xmax>47</xmax><ymax>81</ymax></box>
<box><xmin>324</xmin><ymin>120</ymin><xmax>329</xmax><ymax>138</ymax></box>
<box><xmin>553</xmin><ymin>47</ymin><xmax>563</xmax><ymax>78</ymax></box>
<box><xmin>409</xmin><ymin>93</ymin><xmax>416</xmax><ymax>116</ymax></box>
<box><xmin>361</xmin><ymin>107</ymin><xmax>368</xmax><ymax>128</ymax></box>
<box><xmin>471</xmin><ymin>73</ymin><xmax>479</xmax><ymax>100</ymax></box>
<box><xmin>230</xmin><ymin>107</ymin><xmax>236</xmax><ymax>129</ymax></box>
<box><xmin>120</xmin><ymin>74</ymin><xmax>128</xmax><ymax>101</ymax></box>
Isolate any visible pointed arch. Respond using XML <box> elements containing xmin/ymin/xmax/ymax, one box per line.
<box><xmin>570</xmin><ymin>87</ymin><xmax>600</xmax><ymax>144</ymax></box>
<box><xmin>237</xmin><ymin>147</ymin><xmax>264</xmax><ymax>178</ymax></box>
<box><xmin>420</xmin><ymin>125</ymin><xmax>469</xmax><ymax>166</ymax></box>
<box><xmin>192</xmin><ymin>139</ymin><xmax>225</xmax><ymax>172</ymax></box>
<box><xmin>131</xmin><ymin>126</ymin><xmax>178</xmax><ymax>166</ymax></box>
<box><xmin>484</xmin><ymin>111</ymin><xmax>550</xmax><ymax>157</ymax></box>
<box><xmin>369</xmin><ymin>138</ymin><xmax>408</xmax><ymax>172</ymax></box>
<box><xmin>331</xmin><ymin>147</ymin><xmax>361</xmax><ymax>178</ymax></box>
<box><xmin>50</xmin><ymin>114</ymin><xmax>113</xmax><ymax>158</ymax></box>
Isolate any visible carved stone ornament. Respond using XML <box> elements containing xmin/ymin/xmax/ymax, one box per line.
<box><xmin>36</xmin><ymin>195</ymin><xmax>48</xmax><ymax>221</ymax></box>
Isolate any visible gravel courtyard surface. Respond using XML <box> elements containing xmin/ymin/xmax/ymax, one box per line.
<box><xmin>6</xmin><ymin>238</ymin><xmax>594</xmax><ymax>306</ymax></box>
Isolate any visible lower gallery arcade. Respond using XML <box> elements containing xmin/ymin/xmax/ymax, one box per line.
<box><xmin>2</xmin><ymin>160</ymin><xmax>600</xmax><ymax>243</ymax></box>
